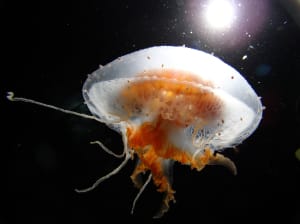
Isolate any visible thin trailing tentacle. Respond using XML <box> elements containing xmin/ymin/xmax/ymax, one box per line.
<box><xmin>75</xmin><ymin>130</ymin><xmax>132</xmax><ymax>193</ymax></box>
<box><xmin>131</xmin><ymin>173</ymin><xmax>152</xmax><ymax>215</ymax></box>
<box><xmin>75</xmin><ymin>152</ymin><xmax>131</xmax><ymax>193</ymax></box>
<box><xmin>90</xmin><ymin>141</ymin><xmax>125</xmax><ymax>158</ymax></box>
<box><xmin>6</xmin><ymin>91</ymin><xmax>118</xmax><ymax>123</ymax></box>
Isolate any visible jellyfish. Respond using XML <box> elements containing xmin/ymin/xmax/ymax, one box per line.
<box><xmin>8</xmin><ymin>46</ymin><xmax>263</xmax><ymax>218</ymax></box>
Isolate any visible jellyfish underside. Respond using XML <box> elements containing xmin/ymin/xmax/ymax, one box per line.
<box><xmin>78</xmin><ymin>70</ymin><xmax>239</xmax><ymax>217</ymax></box>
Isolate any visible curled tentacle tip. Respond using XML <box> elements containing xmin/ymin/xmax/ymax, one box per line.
<box><xmin>74</xmin><ymin>188</ymin><xmax>85</xmax><ymax>193</ymax></box>
<box><xmin>75</xmin><ymin>187</ymin><xmax>93</xmax><ymax>193</ymax></box>
<box><xmin>6</xmin><ymin>91</ymin><xmax>15</xmax><ymax>101</ymax></box>
<box><xmin>225</xmin><ymin>161</ymin><xmax>237</xmax><ymax>176</ymax></box>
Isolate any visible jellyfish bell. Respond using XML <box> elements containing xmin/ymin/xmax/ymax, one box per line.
<box><xmin>7</xmin><ymin>46</ymin><xmax>263</xmax><ymax>218</ymax></box>
<box><xmin>84</xmin><ymin>46</ymin><xmax>262</xmax><ymax>147</ymax></box>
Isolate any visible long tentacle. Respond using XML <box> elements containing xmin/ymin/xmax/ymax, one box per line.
<box><xmin>6</xmin><ymin>91</ymin><xmax>113</xmax><ymax>123</ymax></box>
<box><xmin>75</xmin><ymin>152</ymin><xmax>131</xmax><ymax>193</ymax></box>
<box><xmin>131</xmin><ymin>173</ymin><xmax>152</xmax><ymax>215</ymax></box>
<box><xmin>76</xmin><ymin>129</ymin><xmax>132</xmax><ymax>193</ymax></box>
<box><xmin>90</xmin><ymin>141</ymin><xmax>125</xmax><ymax>158</ymax></box>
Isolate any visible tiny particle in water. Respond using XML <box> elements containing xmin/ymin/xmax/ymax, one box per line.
<box><xmin>255</xmin><ymin>64</ymin><xmax>272</xmax><ymax>77</ymax></box>
<box><xmin>295</xmin><ymin>148</ymin><xmax>300</xmax><ymax>161</ymax></box>
<box><xmin>242</xmin><ymin>55</ymin><xmax>248</xmax><ymax>60</ymax></box>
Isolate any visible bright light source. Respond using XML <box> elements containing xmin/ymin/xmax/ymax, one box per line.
<box><xmin>205</xmin><ymin>0</ymin><xmax>236</xmax><ymax>29</ymax></box>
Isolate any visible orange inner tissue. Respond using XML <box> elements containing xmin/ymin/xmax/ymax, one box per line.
<box><xmin>119</xmin><ymin>69</ymin><xmax>223</xmax><ymax>215</ymax></box>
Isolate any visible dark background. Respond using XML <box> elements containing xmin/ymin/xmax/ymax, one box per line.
<box><xmin>4</xmin><ymin>0</ymin><xmax>300</xmax><ymax>223</ymax></box>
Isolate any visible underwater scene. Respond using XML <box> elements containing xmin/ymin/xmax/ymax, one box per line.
<box><xmin>6</xmin><ymin>0</ymin><xmax>300</xmax><ymax>223</ymax></box>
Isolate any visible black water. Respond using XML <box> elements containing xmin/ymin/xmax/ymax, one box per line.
<box><xmin>4</xmin><ymin>0</ymin><xmax>300</xmax><ymax>223</ymax></box>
